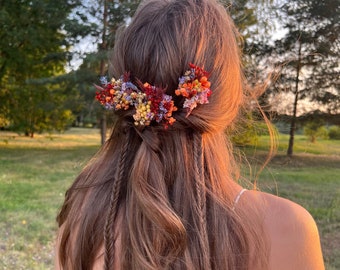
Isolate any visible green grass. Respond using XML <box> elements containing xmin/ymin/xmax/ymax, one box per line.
<box><xmin>257</xmin><ymin>166</ymin><xmax>340</xmax><ymax>270</ymax></box>
<box><xmin>0</xmin><ymin>129</ymin><xmax>339</xmax><ymax>269</ymax></box>
<box><xmin>0</xmin><ymin>129</ymin><xmax>100</xmax><ymax>269</ymax></box>
<box><xmin>253</xmin><ymin>133</ymin><xmax>340</xmax><ymax>156</ymax></box>
<box><xmin>240</xmin><ymin>134</ymin><xmax>340</xmax><ymax>269</ymax></box>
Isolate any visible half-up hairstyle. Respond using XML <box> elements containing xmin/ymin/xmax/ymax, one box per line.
<box><xmin>57</xmin><ymin>0</ymin><xmax>269</xmax><ymax>269</ymax></box>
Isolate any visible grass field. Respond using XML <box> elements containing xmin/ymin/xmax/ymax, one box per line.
<box><xmin>0</xmin><ymin>128</ymin><xmax>339</xmax><ymax>269</ymax></box>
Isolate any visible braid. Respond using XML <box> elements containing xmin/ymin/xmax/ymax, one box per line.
<box><xmin>193</xmin><ymin>132</ymin><xmax>211</xmax><ymax>269</ymax></box>
<box><xmin>104</xmin><ymin>131</ymin><xmax>130</xmax><ymax>270</ymax></box>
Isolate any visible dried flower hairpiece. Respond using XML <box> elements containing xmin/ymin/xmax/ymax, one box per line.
<box><xmin>95</xmin><ymin>73</ymin><xmax>177</xmax><ymax>127</ymax></box>
<box><xmin>175</xmin><ymin>63</ymin><xmax>212</xmax><ymax>117</ymax></box>
<box><xmin>95</xmin><ymin>64</ymin><xmax>211</xmax><ymax>128</ymax></box>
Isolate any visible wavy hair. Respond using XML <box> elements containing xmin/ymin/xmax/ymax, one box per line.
<box><xmin>57</xmin><ymin>0</ymin><xmax>269</xmax><ymax>269</ymax></box>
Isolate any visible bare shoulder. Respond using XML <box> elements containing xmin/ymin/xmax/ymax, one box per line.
<box><xmin>246</xmin><ymin>191</ymin><xmax>325</xmax><ymax>270</ymax></box>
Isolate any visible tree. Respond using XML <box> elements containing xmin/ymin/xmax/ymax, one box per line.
<box><xmin>265</xmin><ymin>0</ymin><xmax>339</xmax><ymax>156</ymax></box>
<box><xmin>221</xmin><ymin>0</ymin><xmax>281</xmax><ymax>147</ymax></box>
<box><xmin>0</xmin><ymin>0</ymin><xmax>88</xmax><ymax>136</ymax></box>
<box><xmin>64</xmin><ymin>0</ymin><xmax>140</xmax><ymax>143</ymax></box>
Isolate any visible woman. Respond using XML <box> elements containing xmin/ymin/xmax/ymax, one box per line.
<box><xmin>55</xmin><ymin>0</ymin><xmax>324</xmax><ymax>269</ymax></box>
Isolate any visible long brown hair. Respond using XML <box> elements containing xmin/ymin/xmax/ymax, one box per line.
<box><xmin>57</xmin><ymin>0</ymin><xmax>269</xmax><ymax>269</ymax></box>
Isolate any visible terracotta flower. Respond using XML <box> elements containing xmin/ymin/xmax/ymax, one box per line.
<box><xmin>175</xmin><ymin>64</ymin><xmax>212</xmax><ymax>117</ymax></box>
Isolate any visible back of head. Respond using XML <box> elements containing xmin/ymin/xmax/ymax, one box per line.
<box><xmin>57</xmin><ymin>1</ymin><xmax>269</xmax><ymax>269</ymax></box>
<box><xmin>112</xmin><ymin>0</ymin><xmax>243</xmax><ymax>133</ymax></box>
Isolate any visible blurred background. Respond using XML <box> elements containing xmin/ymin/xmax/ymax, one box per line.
<box><xmin>0</xmin><ymin>0</ymin><xmax>339</xmax><ymax>269</ymax></box>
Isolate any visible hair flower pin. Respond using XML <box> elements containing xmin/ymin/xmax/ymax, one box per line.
<box><xmin>175</xmin><ymin>63</ymin><xmax>212</xmax><ymax>117</ymax></box>
<box><xmin>95</xmin><ymin>64</ymin><xmax>211</xmax><ymax>128</ymax></box>
<box><xmin>95</xmin><ymin>73</ymin><xmax>177</xmax><ymax>128</ymax></box>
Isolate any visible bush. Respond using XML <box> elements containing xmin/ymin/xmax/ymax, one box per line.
<box><xmin>328</xmin><ymin>126</ymin><xmax>340</xmax><ymax>140</ymax></box>
<box><xmin>303</xmin><ymin>122</ymin><xmax>328</xmax><ymax>142</ymax></box>
<box><xmin>231</xmin><ymin>119</ymin><xmax>275</xmax><ymax>146</ymax></box>
<box><xmin>0</xmin><ymin>115</ymin><xmax>10</xmax><ymax>129</ymax></box>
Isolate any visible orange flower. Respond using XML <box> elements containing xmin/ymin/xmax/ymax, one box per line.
<box><xmin>181</xmin><ymin>88</ymin><xmax>189</xmax><ymax>97</ymax></box>
<box><xmin>200</xmin><ymin>76</ymin><xmax>208</xmax><ymax>83</ymax></box>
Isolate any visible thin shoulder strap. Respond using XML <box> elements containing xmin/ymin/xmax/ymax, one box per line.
<box><xmin>232</xmin><ymin>188</ymin><xmax>247</xmax><ymax>210</ymax></box>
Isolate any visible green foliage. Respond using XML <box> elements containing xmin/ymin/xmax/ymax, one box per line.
<box><xmin>328</xmin><ymin>126</ymin><xmax>340</xmax><ymax>140</ymax></box>
<box><xmin>0</xmin><ymin>0</ymin><xmax>87</xmax><ymax>136</ymax></box>
<box><xmin>4</xmin><ymin>81</ymin><xmax>76</xmax><ymax>136</ymax></box>
<box><xmin>225</xmin><ymin>0</ymin><xmax>257</xmax><ymax>38</ymax></box>
<box><xmin>61</xmin><ymin>0</ymin><xmax>141</xmax><ymax>129</ymax></box>
<box><xmin>231</xmin><ymin>112</ymin><xmax>273</xmax><ymax>146</ymax></box>
<box><xmin>303</xmin><ymin>122</ymin><xmax>328</xmax><ymax>143</ymax></box>
<box><xmin>0</xmin><ymin>113</ymin><xmax>10</xmax><ymax>128</ymax></box>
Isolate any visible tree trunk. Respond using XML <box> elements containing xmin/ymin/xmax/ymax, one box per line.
<box><xmin>287</xmin><ymin>39</ymin><xmax>302</xmax><ymax>156</ymax></box>
<box><xmin>100</xmin><ymin>112</ymin><xmax>106</xmax><ymax>145</ymax></box>
<box><xmin>99</xmin><ymin>0</ymin><xmax>108</xmax><ymax>145</ymax></box>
